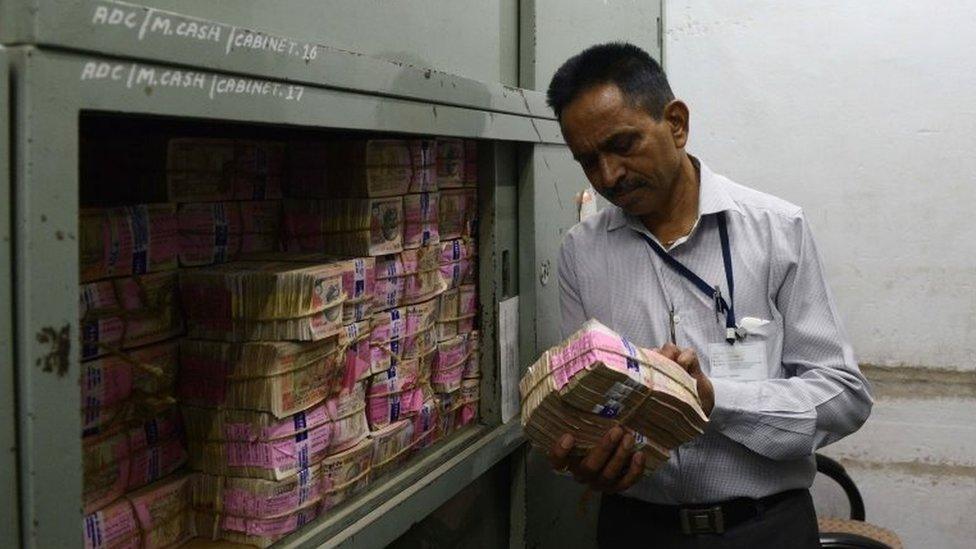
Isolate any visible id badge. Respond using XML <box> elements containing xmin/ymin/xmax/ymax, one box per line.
<box><xmin>708</xmin><ymin>341</ymin><xmax>767</xmax><ymax>381</ymax></box>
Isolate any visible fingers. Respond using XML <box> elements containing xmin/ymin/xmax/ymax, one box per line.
<box><xmin>548</xmin><ymin>433</ymin><xmax>575</xmax><ymax>472</ymax></box>
<box><xmin>660</xmin><ymin>343</ymin><xmax>700</xmax><ymax>377</ymax></box>
<box><xmin>548</xmin><ymin>427</ymin><xmax>643</xmax><ymax>493</ymax></box>
<box><xmin>575</xmin><ymin>426</ymin><xmax>623</xmax><ymax>482</ymax></box>
<box><xmin>610</xmin><ymin>451</ymin><xmax>646</xmax><ymax>493</ymax></box>
<box><xmin>675</xmin><ymin>348</ymin><xmax>699</xmax><ymax>375</ymax></box>
<box><xmin>594</xmin><ymin>431</ymin><xmax>635</xmax><ymax>488</ymax></box>
<box><xmin>658</xmin><ymin>342</ymin><xmax>681</xmax><ymax>361</ymax></box>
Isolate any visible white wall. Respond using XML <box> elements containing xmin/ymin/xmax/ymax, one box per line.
<box><xmin>520</xmin><ymin>0</ymin><xmax>662</xmax><ymax>90</ymax></box>
<box><xmin>665</xmin><ymin>2</ymin><xmax>976</xmax><ymax>547</ymax></box>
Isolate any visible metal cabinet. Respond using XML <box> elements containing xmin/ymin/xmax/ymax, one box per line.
<box><xmin>1</xmin><ymin>2</ymin><xmax>558</xmax><ymax>547</ymax></box>
<box><xmin>3</xmin><ymin>1</ymin><xmax>666</xmax><ymax>547</ymax></box>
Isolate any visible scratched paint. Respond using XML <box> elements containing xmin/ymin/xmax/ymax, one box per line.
<box><xmin>34</xmin><ymin>324</ymin><xmax>71</xmax><ymax>377</ymax></box>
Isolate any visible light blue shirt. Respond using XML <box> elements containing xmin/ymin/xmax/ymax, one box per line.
<box><xmin>558</xmin><ymin>159</ymin><xmax>873</xmax><ymax>504</ymax></box>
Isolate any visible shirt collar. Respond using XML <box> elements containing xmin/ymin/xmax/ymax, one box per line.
<box><xmin>607</xmin><ymin>157</ymin><xmax>742</xmax><ymax>232</ymax></box>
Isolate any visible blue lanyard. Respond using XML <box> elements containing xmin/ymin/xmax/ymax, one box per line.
<box><xmin>638</xmin><ymin>212</ymin><xmax>738</xmax><ymax>344</ymax></box>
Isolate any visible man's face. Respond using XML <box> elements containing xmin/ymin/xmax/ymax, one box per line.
<box><xmin>560</xmin><ymin>83</ymin><xmax>684</xmax><ymax>217</ymax></box>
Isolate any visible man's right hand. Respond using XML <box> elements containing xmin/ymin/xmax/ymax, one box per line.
<box><xmin>547</xmin><ymin>426</ymin><xmax>646</xmax><ymax>493</ymax></box>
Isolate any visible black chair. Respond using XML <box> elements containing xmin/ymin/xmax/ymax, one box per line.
<box><xmin>815</xmin><ymin>453</ymin><xmax>902</xmax><ymax>549</ymax></box>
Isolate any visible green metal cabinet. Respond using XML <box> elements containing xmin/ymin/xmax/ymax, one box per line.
<box><xmin>2</xmin><ymin>1</ymin><xmax>664</xmax><ymax>547</ymax></box>
<box><xmin>6</xmin><ymin>46</ymin><xmax>540</xmax><ymax>548</ymax></box>
<box><xmin>1</xmin><ymin>2</ymin><xmax>553</xmax><ymax>545</ymax></box>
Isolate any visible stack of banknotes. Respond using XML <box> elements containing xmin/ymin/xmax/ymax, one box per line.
<box><xmin>282</xmin><ymin>197</ymin><xmax>404</xmax><ymax>257</ymax></box>
<box><xmin>83</xmin><ymin>473</ymin><xmax>196</xmax><ymax>549</ymax></box>
<box><xmin>180</xmin><ymin>260</ymin><xmax>346</xmax><ymax>342</ymax></box>
<box><xmin>520</xmin><ymin>320</ymin><xmax>708</xmax><ymax>473</ymax></box>
<box><xmin>166</xmin><ymin>138</ymin><xmax>285</xmax><ymax>203</ymax></box>
<box><xmin>288</xmin><ymin>139</ymin><xmax>436</xmax><ymax>199</ymax></box>
<box><xmin>176</xmin><ymin>200</ymin><xmax>281</xmax><ymax>266</ymax></box>
<box><xmin>80</xmin><ymin>204</ymin><xmax>178</xmax><ymax>283</ymax></box>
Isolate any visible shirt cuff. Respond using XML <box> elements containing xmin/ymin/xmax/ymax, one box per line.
<box><xmin>707</xmin><ymin>377</ymin><xmax>754</xmax><ymax>429</ymax></box>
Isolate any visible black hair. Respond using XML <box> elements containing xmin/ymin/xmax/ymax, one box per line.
<box><xmin>546</xmin><ymin>42</ymin><xmax>674</xmax><ymax>120</ymax></box>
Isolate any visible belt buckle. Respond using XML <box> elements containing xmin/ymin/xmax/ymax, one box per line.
<box><xmin>679</xmin><ymin>505</ymin><xmax>725</xmax><ymax>535</ymax></box>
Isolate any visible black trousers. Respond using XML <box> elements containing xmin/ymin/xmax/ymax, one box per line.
<box><xmin>597</xmin><ymin>490</ymin><xmax>821</xmax><ymax>549</ymax></box>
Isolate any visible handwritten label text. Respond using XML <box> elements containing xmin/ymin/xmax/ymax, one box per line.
<box><xmin>91</xmin><ymin>4</ymin><xmax>318</xmax><ymax>61</ymax></box>
<box><xmin>79</xmin><ymin>61</ymin><xmax>304</xmax><ymax>103</ymax></box>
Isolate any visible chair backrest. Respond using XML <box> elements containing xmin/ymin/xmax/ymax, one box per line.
<box><xmin>816</xmin><ymin>453</ymin><xmax>865</xmax><ymax>521</ymax></box>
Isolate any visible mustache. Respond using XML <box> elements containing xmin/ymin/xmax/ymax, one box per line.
<box><xmin>603</xmin><ymin>177</ymin><xmax>651</xmax><ymax>199</ymax></box>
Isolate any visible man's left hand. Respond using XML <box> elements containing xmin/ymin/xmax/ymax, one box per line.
<box><xmin>659</xmin><ymin>343</ymin><xmax>714</xmax><ymax>416</ymax></box>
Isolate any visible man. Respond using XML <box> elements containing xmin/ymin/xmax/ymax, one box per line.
<box><xmin>545</xmin><ymin>42</ymin><xmax>872</xmax><ymax>548</ymax></box>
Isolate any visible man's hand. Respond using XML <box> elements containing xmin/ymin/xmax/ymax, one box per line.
<box><xmin>547</xmin><ymin>426</ymin><xmax>646</xmax><ymax>493</ymax></box>
<box><xmin>659</xmin><ymin>342</ymin><xmax>714</xmax><ymax>416</ymax></box>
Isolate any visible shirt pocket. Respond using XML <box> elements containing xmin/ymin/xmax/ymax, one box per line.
<box><xmin>738</xmin><ymin>317</ymin><xmax>785</xmax><ymax>380</ymax></box>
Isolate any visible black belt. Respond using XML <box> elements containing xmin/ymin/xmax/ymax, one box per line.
<box><xmin>607</xmin><ymin>489</ymin><xmax>805</xmax><ymax>535</ymax></box>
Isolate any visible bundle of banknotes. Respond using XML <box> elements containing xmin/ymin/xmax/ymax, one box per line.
<box><xmin>464</xmin><ymin>140</ymin><xmax>478</xmax><ymax>187</ymax></box>
<box><xmin>181</xmin><ymin>384</ymin><xmax>370</xmax><ymax>545</ymax></box>
<box><xmin>520</xmin><ymin>320</ymin><xmax>708</xmax><ymax>473</ymax></box>
<box><xmin>80</xmin><ymin>272</ymin><xmax>183</xmax><ymax>360</ymax></box>
<box><xmin>435</xmin><ymin>283</ymin><xmax>477</xmax><ymax>342</ymax></box>
<box><xmin>438</xmin><ymin>238</ymin><xmax>477</xmax><ymax>291</ymax></box>
<box><xmin>410</xmin><ymin>394</ymin><xmax>440</xmax><ymax>451</ymax></box>
<box><xmin>81</xmin><ymin>341</ymin><xmax>180</xmax><ymax>437</ymax></box>
<box><xmin>83</xmin><ymin>473</ymin><xmax>196</xmax><ymax>549</ymax></box>
<box><xmin>431</xmin><ymin>332</ymin><xmax>475</xmax><ymax>394</ymax></box>
<box><xmin>374</xmin><ymin>245</ymin><xmax>445</xmax><ymax>311</ymax></box>
<box><xmin>435</xmin><ymin>380</ymin><xmax>479</xmax><ymax>439</ymax></box>
<box><xmin>367</xmin><ymin>299</ymin><xmax>439</xmax><ymax>375</ymax></box>
<box><xmin>339</xmin><ymin>320</ymin><xmax>373</xmax><ymax>395</ymax></box>
<box><xmin>166</xmin><ymin>138</ymin><xmax>285</xmax><ymax>203</ymax></box>
<box><xmin>239</xmin><ymin>252</ymin><xmax>377</xmax><ymax>325</ymax></box>
<box><xmin>320</xmin><ymin>437</ymin><xmax>374</xmax><ymax>510</ymax></box>
<box><xmin>436</xmin><ymin>138</ymin><xmax>465</xmax><ymax>190</ymax></box>
<box><xmin>192</xmin><ymin>463</ymin><xmax>324</xmax><ymax>523</ymax></box>
<box><xmin>80</xmin><ymin>204</ymin><xmax>179</xmax><ymax>283</ymax></box>
<box><xmin>282</xmin><ymin>197</ymin><xmax>404</xmax><ymax>257</ymax></box>
<box><xmin>462</xmin><ymin>331</ymin><xmax>480</xmax><ymax>381</ymax></box>
<box><xmin>176</xmin><ymin>200</ymin><xmax>281</xmax><ymax>266</ymax></box>
<box><xmin>438</xmin><ymin>190</ymin><xmax>477</xmax><ymax>242</ymax></box>
<box><xmin>457</xmin><ymin>378</ymin><xmax>480</xmax><ymax>427</ymax></box>
<box><xmin>403</xmin><ymin>191</ymin><xmax>440</xmax><ymax>249</ymax></box>
<box><xmin>82</xmin><ymin>409</ymin><xmax>188</xmax><ymax>514</ymax></box>
<box><xmin>288</xmin><ymin>139</ymin><xmax>436</xmax><ymax>198</ymax></box>
<box><xmin>366</xmin><ymin>358</ymin><xmax>428</xmax><ymax>430</ymax></box>
<box><xmin>180</xmin><ymin>260</ymin><xmax>346</xmax><ymax>342</ymax></box>
<box><xmin>178</xmin><ymin>338</ymin><xmax>344</xmax><ymax>418</ymax></box>
<box><xmin>194</xmin><ymin>502</ymin><xmax>320</xmax><ymax>549</ymax></box>
<box><xmin>369</xmin><ymin>419</ymin><xmax>416</xmax><ymax>477</ymax></box>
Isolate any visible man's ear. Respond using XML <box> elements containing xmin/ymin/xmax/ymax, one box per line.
<box><xmin>663</xmin><ymin>100</ymin><xmax>690</xmax><ymax>149</ymax></box>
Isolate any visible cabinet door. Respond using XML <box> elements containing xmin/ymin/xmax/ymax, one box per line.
<box><xmin>0</xmin><ymin>44</ymin><xmax>22</xmax><ymax>549</ymax></box>
<box><xmin>516</xmin><ymin>2</ymin><xmax>664</xmax><ymax>546</ymax></box>
<box><xmin>10</xmin><ymin>45</ymin><xmax>84</xmax><ymax>549</ymax></box>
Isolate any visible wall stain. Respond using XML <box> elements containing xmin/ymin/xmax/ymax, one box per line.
<box><xmin>861</xmin><ymin>364</ymin><xmax>976</xmax><ymax>399</ymax></box>
<box><xmin>837</xmin><ymin>456</ymin><xmax>976</xmax><ymax>480</ymax></box>
<box><xmin>35</xmin><ymin>324</ymin><xmax>71</xmax><ymax>377</ymax></box>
